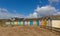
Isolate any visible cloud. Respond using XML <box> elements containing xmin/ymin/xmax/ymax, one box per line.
<box><xmin>48</xmin><ymin>0</ymin><xmax>59</xmax><ymax>3</ymax></box>
<box><xmin>13</xmin><ymin>10</ymin><xmax>17</xmax><ymax>13</ymax></box>
<box><xmin>26</xmin><ymin>5</ymin><xmax>60</xmax><ymax>18</ymax></box>
<box><xmin>34</xmin><ymin>5</ymin><xmax>59</xmax><ymax>17</ymax></box>
<box><xmin>53</xmin><ymin>12</ymin><xmax>60</xmax><ymax>15</ymax></box>
<box><xmin>48</xmin><ymin>0</ymin><xmax>60</xmax><ymax>5</ymax></box>
<box><xmin>26</xmin><ymin>12</ymin><xmax>39</xmax><ymax>18</ymax></box>
<box><xmin>0</xmin><ymin>5</ymin><xmax>60</xmax><ymax>19</ymax></box>
<box><xmin>0</xmin><ymin>8</ymin><xmax>23</xmax><ymax>19</ymax></box>
<box><xmin>0</xmin><ymin>8</ymin><xmax>8</xmax><ymax>13</ymax></box>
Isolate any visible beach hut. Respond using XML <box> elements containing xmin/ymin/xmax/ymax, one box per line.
<box><xmin>24</xmin><ymin>21</ymin><xmax>28</xmax><ymax>26</ymax></box>
<box><xmin>52</xmin><ymin>20</ymin><xmax>60</xmax><ymax>28</ymax></box>
<box><xmin>0</xmin><ymin>20</ymin><xmax>5</xmax><ymax>26</ymax></box>
<box><xmin>51</xmin><ymin>17</ymin><xmax>60</xmax><ymax>28</ymax></box>
<box><xmin>49</xmin><ymin>16</ymin><xmax>60</xmax><ymax>28</ymax></box>
<box><xmin>33</xmin><ymin>20</ymin><xmax>36</xmax><ymax>26</ymax></box>
<box><xmin>5</xmin><ymin>22</ymin><xmax>10</xmax><ymax>26</ymax></box>
<box><xmin>18</xmin><ymin>21</ymin><xmax>20</xmax><ymax>25</ymax></box>
<box><xmin>24</xmin><ymin>18</ymin><xmax>41</xmax><ymax>26</ymax></box>
<box><xmin>39</xmin><ymin>20</ymin><xmax>41</xmax><ymax>26</ymax></box>
<box><xmin>10</xmin><ymin>21</ymin><xmax>12</xmax><ymax>26</ymax></box>
<box><xmin>14</xmin><ymin>21</ymin><xmax>18</xmax><ymax>25</ymax></box>
<box><xmin>30</xmin><ymin>20</ymin><xmax>33</xmax><ymax>26</ymax></box>
<box><xmin>36</xmin><ymin>20</ymin><xmax>39</xmax><ymax>26</ymax></box>
<box><xmin>47</xmin><ymin>19</ymin><xmax>52</xmax><ymax>29</ymax></box>
<box><xmin>46</xmin><ymin>15</ymin><xmax>60</xmax><ymax>29</ymax></box>
<box><xmin>27</xmin><ymin>20</ymin><xmax>30</xmax><ymax>26</ymax></box>
<box><xmin>20</xmin><ymin>21</ymin><xmax>24</xmax><ymax>26</ymax></box>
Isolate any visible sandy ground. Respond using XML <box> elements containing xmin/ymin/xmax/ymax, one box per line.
<box><xmin>0</xmin><ymin>26</ymin><xmax>60</xmax><ymax>36</ymax></box>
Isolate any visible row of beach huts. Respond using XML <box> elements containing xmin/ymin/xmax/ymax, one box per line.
<box><xmin>0</xmin><ymin>15</ymin><xmax>60</xmax><ymax>29</ymax></box>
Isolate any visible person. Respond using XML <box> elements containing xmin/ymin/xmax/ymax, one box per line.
<box><xmin>41</xmin><ymin>19</ymin><xmax>47</xmax><ymax>28</ymax></box>
<box><xmin>44</xmin><ymin>19</ymin><xmax>47</xmax><ymax>28</ymax></box>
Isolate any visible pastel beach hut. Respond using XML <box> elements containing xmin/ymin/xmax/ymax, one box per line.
<box><xmin>20</xmin><ymin>21</ymin><xmax>24</xmax><ymax>26</ymax></box>
<box><xmin>25</xmin><ymin>18</ymin><xmax>34</xmax><ymax>26</ymax></box>
<box><xmin>10</xmin><ymin>21</ymin><xmax>12</xmax><ymax>26</ymax></box>
<box><xmin>33</xmin><ymin>20</ymin><xmax>36</xmax><ymax>26</ymax></box>
<box><xmin>39</xmin><ymin>20</ymin><xmax>41</xmax><ymax>26</ymax></box>
<box><xmin>30</xmin><ymin>20</ymin><xmax>33</xmax><ymax>26</ymax></box>
<box><xmin>14</xmin><ymin>18</ymin><xmax>24</xmax><ymax>26</ymax></box>
<box><xmin>9</xmin><ymin>18</ymin><xmax>15</xmax><ymax>26</ymax></box>
<box><xmin>28</xmin><ymin>20</ymin><xmax>30</xmax><ymax>26</ymax></box>
<box><xmin>24</xmin><ymin>21</ymin><xmax>28</xmax><ymax>26</ymax></box>
<box><xmin>36</xmin><ymin>20</ymin><xmax>39</xmax><ymax>26</ymax></box>
<box><xmin>5</xmin><ymin>21</ymin><xmax>10</xmax><ymax>26</ymax></box>
<box><xmin>18</xmin><ymin>21</ymin><xmax>20</xmax><ymax>25</ymax></box>
<box><xmin>14</xmin><ymin>21</ymin><xmax>18</xmax><ymax>26</ymax></box>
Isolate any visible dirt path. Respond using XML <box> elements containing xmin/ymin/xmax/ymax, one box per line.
<box><xmin>0</xmin><ymin>26</ymin><xmax>60</xmax><ymax>36</ymax></box>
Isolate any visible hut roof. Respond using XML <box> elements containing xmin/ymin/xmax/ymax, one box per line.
<box><xmin>45</xmin><ymin>15</ymin><xmax>60</xmax><ymax>20</ymax></box>
<box><xmin>24</xmin><ymin>18</ymin><xmax>41</xmax><ymax>20</ymax></box>
<box><xmin>0</xmin><ymin>18</ymin><xmax>42</xmax><ymax>21</ymax></box>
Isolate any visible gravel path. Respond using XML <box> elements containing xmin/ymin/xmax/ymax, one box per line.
<box><xmin>0</xmin><ymin>26</ymin><xmax>60</xmax><ymax>36</ymax></box>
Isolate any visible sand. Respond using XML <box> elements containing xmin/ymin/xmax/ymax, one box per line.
<box><xmin>0</xmin><ymin>26</ymin><xmax>60</xmax><ymax>36</ymax></box>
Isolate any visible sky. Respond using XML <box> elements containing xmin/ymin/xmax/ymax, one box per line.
<box><xmin>0</xmin><ymin>0</ymin><xmax>60</xmax><ymax>19</ymax></box>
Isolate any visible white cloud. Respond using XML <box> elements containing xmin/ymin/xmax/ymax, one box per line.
<box><xmin>26</xmin><ymin>5</ymin><xmax>60</xmax><ymax>18</ymax></box>
<box><xmin>0</xmin><ymin>8</ymin><xmax>8</xmax><ymax>13</ymax></box>
<box><xmin>26</xmin><ymin>12</ymin><xmax>38</xmax><ymax>18</ymax></box>
<box><xmin>48</xmin><ymin>0</ymin><xmax>59</xmax><ymax>3</ymax></box>
<box><xmin>48</xmin><ymin>0</ymin><xmax>60</xmax><ymax>5</ymax></box>
<box><xmin>53</xmin><ymin>12</ymin><xmax>60</xmax><ymax>15</ymax></box>
<box><xmin>34</xmin><ymin>5</ymin><xmax>59</xmax><ymax>17</ymax></box>
<box><xmin>0</xmin><ymin>5</ymin><xmax>60</xmax><ymax>19</ymax></box>
<box><xmin>0</xmin><ymin>8</ymin><xmax>23</xmax><ymax>19</ymax></box>
<box><xmin>13</xmin><ymin>10</ymin><xmax>17</xmax><ymax>13</ymax></box>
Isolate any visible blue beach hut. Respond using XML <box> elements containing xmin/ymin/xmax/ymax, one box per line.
<box><xmin>30</xmin><ymin>20</ymin><xmax>33</xmax><ymax>26</ymax></box>
<box><xmin>36</xmin><ymin>20</ymin><xmax>39</xmax><ymax>26</ymax></box>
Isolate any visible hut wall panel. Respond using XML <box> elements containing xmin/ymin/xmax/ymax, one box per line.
<box><xmin>33</xmin><ymin>20</ymin><xmax>36</xmax><ymax>26</ymax></box>
<box><xmin>10</xmin><ymin>21</ymin><xmax>14</xmax><ymax>25</ymax></box>
<box><xmin>28</xmin><ymin>21</ymin><xmax>30</xmax><ymax>26</ymax></box>
<box><xmin>36</xmin><ymin>20</ymin><xmax>39</xmax><ymax>26</ymax></box>
<box><xmin>1</xmin><ymin>21</ymin><xmax>5</xmax><ymax>26</ymax></box>
<box><xmin>5</xmin><ymin>22</ymin><xmax>10</xmax><ymax>25</ymax></box>
<box><xmin>18</xmin><ymin>21</ymin><xmax>20</xmax><ymax>25</ymax></box>
<box><xmin>14</xmin><ymin>22</ymin><xmax>18</xmax><ymax>25</ymax></box>
<box><xmin>41</xmin><ymin>20</ymin><xmax>44</xmax><ymax>26</ymax></box>
<box><xmin>52</xmin><ymin>20</ymin><xmax>60</xmax><ymax>28</ymax></box>
<box><xmin>20</xmin><ymin>21</ymin><xmax>24</xmax><ymax>26</ymax></box>
<box><xmin>12</xmin><ymin>21</ymin><xmax>14</xmax><ymax>25</ymax></box>
<box><xmin>10</xmin><ymin>21</ymin><xmax>12</xmax><ymax>26</ymax></box>
<box><xmin>24</xmin><ymin>21</ymin><xmax>28</xmax><ymax>26</ymax></box>
<box><xmin>30</xmin><ymin>20</ymin><xmax>33</xmax><ymax>26</ymax></box>
<box><xmin>47</xmin><ymin>20</ymin><xmax>52</xmax><ymax>27</ymax></box>
<box><xmin>39</xmin><ymin>20</ymin><xmax>41</xmax><ymax>26</ymax></box>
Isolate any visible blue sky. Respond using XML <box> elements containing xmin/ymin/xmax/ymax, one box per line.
<box><xmin>0</xmin><ymin>0</ymin><xmax>60</xmax><ymax>19</ymax></box>
<box><xmin>0</xmin><ymin>0</ymin><xmax>40</xmax><ymax>15</ymax></box>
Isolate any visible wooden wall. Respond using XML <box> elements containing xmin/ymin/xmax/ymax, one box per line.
<box><xmin>52</xmin><ymin>20</ymin><xmax>60</xmax><ymax>28</ymax></box>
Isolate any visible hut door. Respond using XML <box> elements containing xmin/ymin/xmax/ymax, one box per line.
<box><xmin>25</xmin><ymin>21</ymin><xmax>28</xmax><ymax>26</ymax></box>
<box><xmin>10</xmin><ymin>21</ymin><xmax>12</xmax><ymax>26</ymax></box>
<box><xmin>30</xmin><ymin>20</ymin><xmax>33</xmax><ymax>26</ymax></box>
<box><xmin>18</xmin><ymin>21</ymin><xmax>20</xmax><ymax>25</ymax></box>
<box><xmin>20</xmin><ymin>21</ymin><xmax>24</xmax><ymax>26</ymax></box>
<box><xmin>36</xmin><ymin>20</ymin><xmax>39</xmax><ymax>26</ymax></box>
